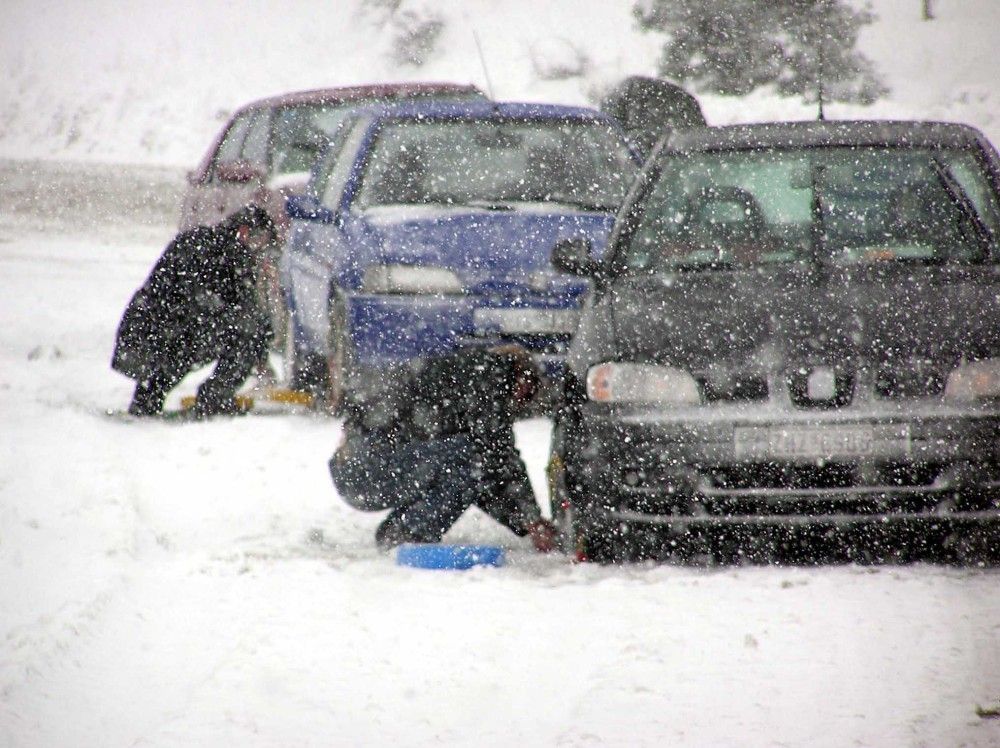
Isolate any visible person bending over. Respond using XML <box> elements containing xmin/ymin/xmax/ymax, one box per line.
<box><xmin>111</xmin><ymin>205</ymin><xmax>275</xmax><ymax>417</ymax></box>
<box><xmin>329</xmin><ymin>345</ymin><xmax>558</xmax><ymax>552</ymax></box>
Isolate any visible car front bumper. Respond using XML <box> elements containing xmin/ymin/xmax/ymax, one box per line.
<box><xmin>570</xmin><ymin>400</ymin><xmax>1000</xmax><ymax>531</ymax></box>
<box><xmin>346</xmin><ymin>293</ymin><xmax>576</xmax><ymax>378</ymax></box>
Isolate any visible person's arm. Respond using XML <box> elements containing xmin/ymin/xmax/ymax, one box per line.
<box><xmin>475</xmin><ymin>454</ymin><xmax>541</xmax><ymax>534</ymax></box>
<box><xmin>463</xmin><ymin>353</ymin><xmax>515</xmax><ymax>477</ymax></box>
<box><xmin>465</xmin><ymin>352</ymin><xmax>557</xmax><ymax>550</ymax></box>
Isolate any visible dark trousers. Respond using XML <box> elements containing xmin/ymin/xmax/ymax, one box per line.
<box><xmin>130</xmin><ymin>309</ymin><xmax>270</xmax><ymax>414</ymax></box>
<box><xmin>330</xmin><ymin>434</ymin><xmax>481</xmax><ymax>543</ymax></box>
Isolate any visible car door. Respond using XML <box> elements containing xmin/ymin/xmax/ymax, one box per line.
<box><xmin>285</xmin><ymin>116</ymin><xmax>372</xmax><ymax>354</ymax></box>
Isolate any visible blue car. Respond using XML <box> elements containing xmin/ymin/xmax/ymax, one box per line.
<box><xmin>280</xmin><ymin>100</ymin><xmax>639</xmax><ymax>405</ymax></box>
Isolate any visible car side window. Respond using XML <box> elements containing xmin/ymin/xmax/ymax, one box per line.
<box><xmin>213</xmin><ymin>111</ymin><xmax>255</xmax><ymax>175</ymax></box>
<box><xmin>240</xmin><ymin>110</ymin><xmax>272</xmax><ymax>171</ymax></box>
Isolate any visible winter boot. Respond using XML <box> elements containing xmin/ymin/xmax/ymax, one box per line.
<box><xmin>128</xmin><ymin>378</ymin><xmax>168</xmax><ymax>416</ymax></box>
<box><xmin>374</xmin><ymin>510</ymin><xmax>430</xmax><ymax>550</ymax></box>
<box><xmin>190</xmin><ymin>380</ymin><xmax>245</xmax><ymax>419</ymax></box>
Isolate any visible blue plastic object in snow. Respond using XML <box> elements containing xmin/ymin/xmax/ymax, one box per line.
<box><xmin>396</xmin><ymin>544</ymin><xmax>505</xmax><ymax>570</ymax></box>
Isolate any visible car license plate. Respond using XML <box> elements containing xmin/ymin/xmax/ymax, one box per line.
<box><xmin>734</xmin><ymin>425</ymin><xmax>877</xmax><ymax>458</ymax></box>
<box><xmin>473</xmin><ymin>307</ymin><xmax>578</xmax><ymax>335</ymax></box>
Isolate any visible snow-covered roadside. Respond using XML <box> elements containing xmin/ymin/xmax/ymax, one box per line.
<box><xmin>1</xmin><ymin>212</ymin><xmax>999</xmax><ymax>745</ymax></box>
<box><xmin>4</xmin><ymin>0</ymin><xmax>1000</xmax><ymax>167</ymax></box>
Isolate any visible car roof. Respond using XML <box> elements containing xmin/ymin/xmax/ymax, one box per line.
<box><xmin>663</xmin><ymin>119</ymin><xmax>991</xmax><ymax>153</ymax></box>
<box><xmin>237</xmin><ymin>82</ymin><xmax>486</xmax><ymax>112</ymax></box>
<box><xmin>349</xmin><ymin>99</ymin><xmax>615</xmax><ymax>123</ymax></box>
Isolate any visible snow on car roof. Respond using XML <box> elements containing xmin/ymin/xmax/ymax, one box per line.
<box><xmin>349</xmin><ymin>99</ymin><xmax>615</xmax><ymax>123</ymax></box>
<box><xmin>235</xmin><ymin>82</ymin><xmax>486</xmax><ymax>111</ymax></box>
<box><xmin>663</xmin><ymin>119</ymin><xmax>991</xmax><ymax>153</ymax></box>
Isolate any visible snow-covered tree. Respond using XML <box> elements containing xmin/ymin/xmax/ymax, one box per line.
<box><xmin>633</xmin><ymin>0</ymin><xmax>888</xmax><ymax>105</ymax></box>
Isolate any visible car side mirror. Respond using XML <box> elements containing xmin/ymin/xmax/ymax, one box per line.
<box><xmin>215</xmin><ymin>160</ymin><xmax>264</xmax><ymax>184</ymax></box>
<box><xmin>552</xmin><ymin>237</ymin><xmax>599</xmax><ymax>276</ymax></box>
<box><xmin>286</xmin><ymin>193</ymin><xmax>338</xmax><ymax>224</ymax></box>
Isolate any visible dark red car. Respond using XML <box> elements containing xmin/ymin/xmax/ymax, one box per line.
<box><xmin>179</xmin><ymin>82</ymin><xmax>486</xmax><ymax>232</ymax></box>
<box><xmin>178</xmin><ymin>82</ymin><xmax>486</xmax><ymax>355</ymax></box>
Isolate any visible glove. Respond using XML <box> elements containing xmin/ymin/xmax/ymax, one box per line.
<box><xmin>526</xmin><ymin>519</ymin><xmax>559</xmax><ymax>553</ymax></box>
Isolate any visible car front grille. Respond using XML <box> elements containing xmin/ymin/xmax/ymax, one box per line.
<box><xmin>698</xmin><ymin>374</ymin><xmax>769</xmax><ymax>403</ymax></box>
<box><xmin>689</xmin><ymin>361</ymin><xmax>952</xmax><ymax>406</ymax></box>
<box><xmin>787</xmin><ymin>367</ymin><xmax>855</xmax><ymax>408</ymax></box>
<box><xmin>613</xmin><ymin>460</ymin><xmax>1000</xmax><ymax>518</ymax></box>
<box><xmin>874</xmin><ymin>366</ymin><xmax>946</xmax><ymax>399</ymax></box>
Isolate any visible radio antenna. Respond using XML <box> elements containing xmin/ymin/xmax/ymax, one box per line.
<box><xmin>817</xmin><ymin>39</ymin><xmax>826</xmax><ymax>121</ymax></box>
<box><xmin>472</xmin><ymin>30</ymin><xmax>496</xmax><ymax>100</ymax></box>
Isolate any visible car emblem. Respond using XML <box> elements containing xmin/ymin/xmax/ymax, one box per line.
<box><xmin>807</xmin><ymin>366</ymin><xmax>837</xmax><ymax>400</ymax></box>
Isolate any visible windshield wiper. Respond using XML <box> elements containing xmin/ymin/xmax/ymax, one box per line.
<box><xmin>541</xmin><ymin>194</ymin><xmax>618</xmax><ymax>212</ymax></box>
<box><xmin>930</xmin><ymin>158</ymin><xmax>994</xmax><ymax>260</ymax></box>
<box><xmin>425</xmin><ymin>195</ymin><xmax>515</xmax><ymax>211</ymax></box>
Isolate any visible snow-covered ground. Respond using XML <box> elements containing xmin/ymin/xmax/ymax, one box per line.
<box><xmin>3</xmin><ymin>0</ymin><xmax>1000</xmax><ymax>745</ymax></box>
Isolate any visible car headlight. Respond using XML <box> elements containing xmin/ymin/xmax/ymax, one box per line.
<box><xmin>944</xmin><ymin>359</ymin><xmax>1000</xmax><ymax>400</ymax></box>
<box><xmin>361</xmin><ymin>264</ymin><xmax>464</xmax><ymax>295</ymax></box>
<box><xmin>586</xmin><ymin>362</ymin><xmax>701</xmax><ymax>405</ymax></box>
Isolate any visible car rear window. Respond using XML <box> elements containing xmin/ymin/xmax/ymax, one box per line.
<box><xmin>269</xmin><ymin>94</ymin><xmax>487</xmax><ymax>178</ymax></box>
<box><xmin>622</xmin><ymin>146</ymin><xmax>1000</xmax><ymax>271</ymax></box>
<box><xmin>271</xmin><ymin>104</ymin><xmax>357</xmax><ymax>176</ymax></box>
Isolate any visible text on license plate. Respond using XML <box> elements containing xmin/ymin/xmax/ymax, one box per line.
<box><xmin>734</xmin><ymin>425</ymin><xmax>877</xmax><ymax>458</ymax></box>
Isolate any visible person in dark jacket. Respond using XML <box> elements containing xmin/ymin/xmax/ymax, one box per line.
<box><xmin>329</xmin><ymin>345</ymin><xmax>558</xmax><ymax>551</ymax></box>
<box><xmin>112</xmin><ymin>205</ymin><xmax>276</xmax><ymax>417</ymax></box>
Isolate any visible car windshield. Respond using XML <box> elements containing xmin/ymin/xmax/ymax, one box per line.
<box><xmin>621</xmin><ymin>146</ymin><xmax>1000</xmax><ymax>272</ymax></box>
<box><xmin>354</xmin><ymin>118</ymin><xmax>637</xmax><ymax>211</ymax></box>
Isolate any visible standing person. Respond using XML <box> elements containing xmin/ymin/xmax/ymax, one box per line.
<box><xmin>111</xmin><ymin>205</ymin><xmax>276</xmax><ymax>417</ymax></box>
<box><xmin>329</xmin><ymin>345</ymin><xmax>558</xmax><ymax>552</ymax></box>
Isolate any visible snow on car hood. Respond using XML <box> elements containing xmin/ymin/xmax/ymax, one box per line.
<box><xmin>610</xmin><ymin>264</ymin><xmax>1000</xmax><ymax>375</ymax></box>
<box><xmin>359</xmin><ymin>204</ymin><xmax>613</xmax><ymax>294</ymax></box>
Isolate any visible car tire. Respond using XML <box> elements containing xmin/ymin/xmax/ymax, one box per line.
<box><xmin>282</xmin><ymin>317</ymin><xmax>328</xmax><ymax>396</ymax></box>
<box><xmin>550</xmin><ymin>411</ymin><xmax>639</xmax><ymax>564</ymax></box>
<box><xmin>325</xmin><ymin>292</ymin><xmax>352</xmax><ymax>413</ymax></box>
<box><xmin>948</xmin><ymin>526</ymin><xmax>1000</xmax><ymax>568</ymax></box>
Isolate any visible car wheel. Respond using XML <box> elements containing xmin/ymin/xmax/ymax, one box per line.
<box><xmin>550</xmin><ymin>418</ymin><xmax>639</xmax><ymax>564</ymax></box>
<box><xmin>282</xmin><ymin>318</ymin><xmax>298</xmax><ymax>383</ymax></box>
<box><xmin>325</xmin><ymin>293</ymin><xmax>352</xmax><ymax>413</ymax></box>
<box><xmin>283</xmin><ymin>318</ymin><xmax>329</xmax><ymax>398</ymax></box>
<box><xmin>947</xmin><ymin>526</ymin><xmax>1000</xmax><ymax>568</ymax></box>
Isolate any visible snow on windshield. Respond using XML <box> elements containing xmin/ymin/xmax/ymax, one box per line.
<box><xmin>354</xmin><ymin>118</ymin><xmax>636</xmax><ymax>210</ymax></box>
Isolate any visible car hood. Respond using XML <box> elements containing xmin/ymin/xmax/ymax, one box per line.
<box><xmin>609</xmin><ymin>264</ymin><xmax>1000</xmax><ymax>380</ymax></box>
<box><xmin>357</xmin><ymin>205</ymin><xmax>614</xmax><ymax>296</ymax></box>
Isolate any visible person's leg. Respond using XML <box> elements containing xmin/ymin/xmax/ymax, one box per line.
<box><xmin>194</xmin><ymin>310</ymin><xmax>271</xmax><ymax>414</ymax></box>
<box><xmin>127</xmin><ymin>343</ymin><xmax>195</xmax><ymax>416</ymax></box>
<box><xmin>374</xmin><ymin>436</ymin><xmax>479</xmax><ymax>546</ymax></box>
<box><xmin>330</xmin><ymin>437</ymin><xmax>412</xmax><ymax>512</ymax></box>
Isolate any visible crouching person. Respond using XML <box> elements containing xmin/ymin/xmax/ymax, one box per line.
<box><xmin>111</xmin><ymin>206</ymin><xmax>276</xmax><ymax>417</ymax></box>
<box><xmin>329</xmin><ymin>345</ymin><xmax>558</xmax><ymax>552</ymax></box>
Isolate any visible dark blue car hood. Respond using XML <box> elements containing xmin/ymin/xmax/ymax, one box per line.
<box><xmin>356</xmin><ymin>205</ymin><xmax>614</xmax><ymax>294</ymax></box>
